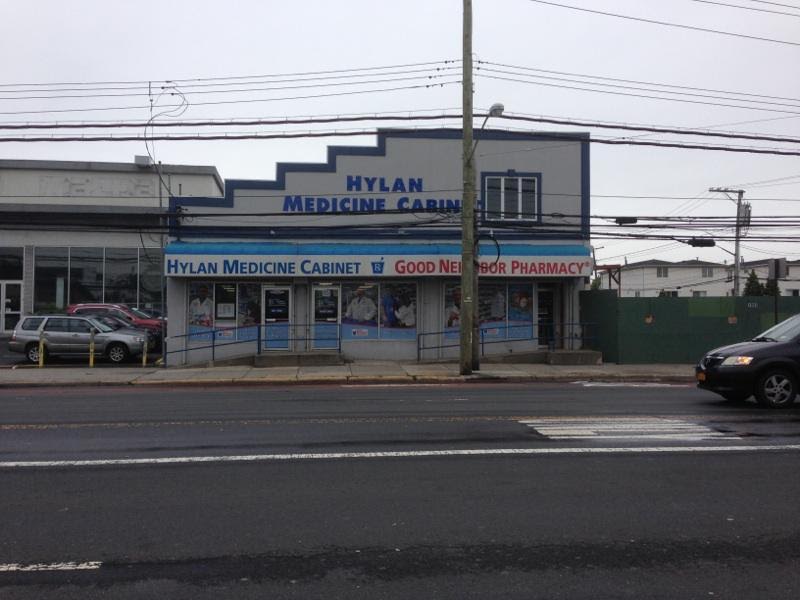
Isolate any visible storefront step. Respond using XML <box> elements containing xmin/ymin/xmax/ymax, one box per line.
<box><xmin>483</xmin><ymin>350</ymin><xmax>602</xmax><ymax>366</ymax></box>
<box><xmin>253</xmin><ymin>352</ymin><xmax>345</xmax><ymax>368</ymax></box>
<box><xmin>546</xmin><ymin>350</ymin><xmax>603</xmax><ymax>366</ymax></box>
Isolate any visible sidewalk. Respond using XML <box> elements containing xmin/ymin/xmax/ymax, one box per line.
<box><xmin>0</xmin><ymin>361</ymin><xmax>696</xmax><ymax>388</ymax></box>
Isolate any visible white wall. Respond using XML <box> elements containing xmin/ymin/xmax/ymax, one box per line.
<box><xmin>0</xmin><ymin>166</ymin><xmax>220</xmax><ymax>208</ymax></box>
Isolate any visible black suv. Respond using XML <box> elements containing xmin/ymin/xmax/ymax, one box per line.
<box><xmin>696</xmin><ymin>313</ymin><xmax>800</xmax><ymax>408</ymax></box>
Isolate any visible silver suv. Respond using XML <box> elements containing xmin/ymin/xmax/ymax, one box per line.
<box><xmin>8</xmin><ymin>315</ymin><xmax>147</xmax><ymax>364</ymax></box>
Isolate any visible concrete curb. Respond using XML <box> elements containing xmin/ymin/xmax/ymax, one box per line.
<box><xmin>0</xmin><ymin>365</ymin><xmax>697</xmax><ymax>388</ymax></box>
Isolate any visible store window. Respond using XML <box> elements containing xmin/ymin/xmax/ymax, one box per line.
<box><xmin>342</xmin><ymin>282</ymin><xmax>379</xmax><ymax>340</ymax></box>
<box><xmin>104</xmin><ymin>248</ymin><xmax>138</xmax><ymax>304</ymax></box>
<box><xmin>69</xmin><ymin>247</ymin><xmax>103</xmax><ymax>304</ymax></box>
<box><xmin>237</xmin><ymin>283</ymin><xmax>261</xmax><ymax>341</ymax></box>
<box><xmin>444</xmin><ymin>282</ymin><xmax>535</xmax><ymax>342</ymax></box>
<box><xmin>213</xmin><ymin>283</ymin><xmax>237</xmax><ymax>340</ymax></box>
<box><xmin>443</xmin><ymin>283</ymin><xmax>462</xmax><ymax>340</ymax></box>
<box><xmin>338</xmin><ymin>281</ymin><xmax>417</xmax><ymax>341</ymax></box>
<box><xmin>32</xmin><ymin>246</ymin><xmax>162</xmax><ymax>311</ymax></box>
<box><xmin>187</xmin><ymin>281</ymin><xmax>214</xmax><ymax>341</ymax></box>
<box><xmin>34</xmin><ymin>247</ymin><xmax>68</xmax><ymax>312</ymax></box>
<box><xmin>0</xmin><ymin>247</ymin><xmax>23</xmax><ymax>280</ymax></box>
<box><xmin>139</xmin><ymin>249</ymin><xmax>163</xmax><ymax>310</ymax></box>
<box><xmin>484</xmin><ymin>175</ymin><xmax>538</xmax><ymax>222</ymax></box>
<box><xmin>478</xmin><ymin>283</ymin><xmax>507</xmax><ymax>341</ymax></box>
<box><xmin>380</xmin><ymin>282</ymin><xmax>417</xmax><ymax>340</ymax></box>
<box><xmin>508</xmin><ymin>283</ymin><xmax>534</xmax><ymax>339</ymax></box>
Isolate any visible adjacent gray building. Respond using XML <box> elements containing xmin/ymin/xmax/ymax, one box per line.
<box><xmin>0</xmin><ymin>158</ymin><xmax>223</xmax><ymax>334</ymax></box>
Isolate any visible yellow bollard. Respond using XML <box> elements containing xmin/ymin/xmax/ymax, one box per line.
<box><xmin>38</xmin><ymin>335</ymin><xmax>44</xmax><ymax>368</ymax></box>
<box><xmin>89</xmin><ymin>330</ymin><xmax>95</xmax><ymax>368</ymax></box>
<box><xmin>142</xmin><ymin>340</ymin><xmax>148</xmax><ymax>367</ymax></box>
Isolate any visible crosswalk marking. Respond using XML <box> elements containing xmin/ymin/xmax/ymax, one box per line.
<box><xmin>520</xmin><ymin>417</ymin><xmax>738</xmax><ymax>441</ymax></box>
<box><xmin>0</xmin><ymin>561</ymin><xmax>101</xmax><ymax>572</ymax></box>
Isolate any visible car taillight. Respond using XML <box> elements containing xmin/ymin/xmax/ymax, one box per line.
<box><xmin>10</xmin><ymin>331</ymin><xmax>16</xmax><ymax>341</ymax></box>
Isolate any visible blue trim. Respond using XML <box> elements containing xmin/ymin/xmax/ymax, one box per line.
<box><xmin>581</xmin><ymin>139</ymin><xmax>590</xmax><ymax>237</ymax></box>
<box><xmin>165</xmin><ymin>241</ymin><xmax>591</xmax><ymax>257</ymax></box>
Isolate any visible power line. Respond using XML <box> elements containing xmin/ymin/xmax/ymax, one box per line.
<box><xmin>527</xmin><ymin>0</ymin><xmax>800</xmax><ymax>47</ymax></box>
<box><xmin>725</xmin><ymin>172</ymin><xmax>800</xmax><ymax>187</ymax></box>
<box><xmin>495</xmin><ymin>113</ymin><xmax>800</xmax><ymax>144</ymax></box>
<box><xmin>3</xmin><ymin>111</ymin><xmax>800</xmax><ymax>147</ymax></box>
<box><xmin>2</xmin><ymin>127</ymin><xmax>799</xmax><ymax>155</ymax></box>
<box><xmin>0</xmin><ymin>68</ymin><xmax>461</xmax><ymax>102</ymax></box>
<box><xmin>0</xmin><ymin>59</ymin><xmax>460</xmax><ymax>89</ymax></box>
<box><xmin>747</xmin><ymin>0</ymin><xmax>800</xmax><ymax>10</ymax></box>
<box><xmin>0</xmin><ymin>80</ymin><xmax>461</xmax><ymax>116</ymax></box>
<box><xmin>478</xmin><ymin>73</ymin><xmax>800</xmax><ymax>116</ymax></box>
<box><xmin>0</xmin><ymin>187</ymin><xmax>795</xmax><ymax>202</ymax></box>
<box><xmin>479</xmin><ymin>60</ymin><xmax>800</xmax><ymax>105</ymax></box>
<box><xmin>689</xmin><ymin>0</ymin><xmax>800</xmax><ymax>17</ymax></box>
<box><xmin>480</xmin><ymin>67</ymin><xmax>800</xmax><ymax>111</ymax></box>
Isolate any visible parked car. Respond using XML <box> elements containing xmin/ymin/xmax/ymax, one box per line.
<box><xmin>66</xmin><ymin>303</ymin><xmax>164</xmax><ymax>349</ymax></box>
<box><xmin>696</xmin><ymin>313</ymin><xmax>800</xmax><ymax>408</ymax></box>
<box><xmin>89</xmin><ymin>314</ymin><xmax>159</xmax><ymax>351</ymax></box>
<box><xmin>8</xmin><ymin>315</ymin><xmax>147</xmax><ymax>364</ymax></box>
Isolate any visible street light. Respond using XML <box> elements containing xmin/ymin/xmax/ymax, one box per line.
<box><xmin>461</xmin><ymin>1</ymin><xmax>505</xmax><ymax>374</ymax></box>
<box><xmin>465</xmin><ymin>103</ymin><xmax>505</xmax><ymax>371</ymax></box>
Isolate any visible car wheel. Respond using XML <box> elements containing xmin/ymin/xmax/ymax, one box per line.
<box><xmin>25</xmin><ymin>343</ymin><xmax>44</xmax><ymax>364</ymax></box>
<box><xmin>106</xmin><ymin>343</ymin><xmax>130</xmax><ymax>364</ymax></box>
<box><xmin>721</xmin><ymin>392</ymin><xmax>750</xmax><ymax>403</ymax></box>
<box><xmin>755</xmin><ymin>369</ymin><xmax>797</xmax><ymax>408</ymax></box>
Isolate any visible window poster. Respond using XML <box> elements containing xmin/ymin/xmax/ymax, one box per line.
<box><xmin>187</xmin><ymin>281</ymin><xmax>214</xmax><ymax>341</ymax></box>
<box><xmin>237</xmin><ymin>283</ymin><xmax>261</xmax><ymax>341</ymax></box>
<box><xmin>478</xmin><ymin>283</ymin><xmax>507</xmax><ymax>341</ymax></box>
<box><xmin>342</xmin><ymin>282</ymin><xmax>379</xmax><ymax>340</ymax></box>
<box><xmin>380</xmin><ymin>282</ymin><xmax>417</xmax><ymax>340</ymax></box>
<box><xmin>443</xmin><ymin>283</ymin><xmax>461</xmax><ymax>340</ymax></box>
<box><xmin>508</xmin><ymin>283</ymin><xmax>534</xmax><ymax>340</ymax></box>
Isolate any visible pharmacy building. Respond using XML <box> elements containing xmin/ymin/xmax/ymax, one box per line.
<box><xmin>165</xmin><ymin>129</ymin><xmax>592</xmax><ymax>364</ymax></box>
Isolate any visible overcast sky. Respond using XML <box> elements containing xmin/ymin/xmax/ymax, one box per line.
<box><xmin>2</xmin><ymin>0</ymin><xmax>798</xmax><ymax>265</ymax></box>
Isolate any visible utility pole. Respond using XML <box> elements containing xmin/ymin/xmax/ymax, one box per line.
<box><xmin>460</xmin><ymin>0</ymin><xmax>475</xmax><ymax>375</ymax></box>
<box><xmin>709</xmin><ymin>187</ymin><xmax>746</xmax><ymax>296</ymax></box>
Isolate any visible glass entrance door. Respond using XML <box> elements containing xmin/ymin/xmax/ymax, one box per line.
<box><xmin>1</xmin><ymin>282</ymin><xmax>22</xmax><ymax>333</ymax></box>
<box><xmin>312</xmin><ymin>285</ymin><xmax>340</xmax><ymax>349</ymax></box>
<box><xmin>262</xmin><ymin>286</ymin><xmax>291</xmax><ymax>350</ymax></box>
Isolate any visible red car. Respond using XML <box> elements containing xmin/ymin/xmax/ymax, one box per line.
<box><xmin>66</xmin><ymin>303</ymin><xmax>164</xmax><ymax>348</ymax></box>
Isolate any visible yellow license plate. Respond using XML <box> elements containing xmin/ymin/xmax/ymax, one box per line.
<box><xmin>696</xmin><ymin>372</ymin><xmax>706</xmax><ymax>382</ymax></box>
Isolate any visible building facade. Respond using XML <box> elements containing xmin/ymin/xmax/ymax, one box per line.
<box><xmin>0</xmin><ymin>159</ymin><xmax>223</xmax><ymax>334</ymax></box>
<box><xmin>165</xmin><ymin>129</ymin><xmax>592</xmax><ymax>364</ymax></box>
<box><xmin>613</xmin><ymin>258</ymin><xmax>800</xmax><ymax>298</ymax></box>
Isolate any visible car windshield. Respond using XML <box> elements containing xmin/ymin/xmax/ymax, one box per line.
<box><xmin>129</xmin><ymin>307</ymin><xmax>153</xmax><ymax>319</ymax></box>
<box><xmin>88</xmin><ymin>318</ymin><xmax>114</xmax><ymax>333</ymax></box>
<box><xmin>97</xmin><ymin>316</ymin><xmax>123</xmax><ymax>330</ymax></box>
<box><xmin>753</xmin><ymin>313</ymin><xmax>800</xmax><ymax>342</ymax></box>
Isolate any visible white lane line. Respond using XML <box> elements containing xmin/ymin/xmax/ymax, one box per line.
<box><xmin>0</xmin><ymin>561</ymin><xmax>101</xmax><ymax>572</ymax></box>
<box><xmin>572</xmin><ymin>381</ymin><xmax>690</xmax><ymax>388</ymax></box>
<box><xmin>520</xmin><ymin>417</ymin><xmax>737</xmax><ymax>441</ymax></box>
<box><xmin>1</xmin><ymin>445</ymin><xmax>800</xmax><ymax>468</ymax></box>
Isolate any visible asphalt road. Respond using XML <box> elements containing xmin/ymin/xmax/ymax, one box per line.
<box><xmin>1</xmin><ymin>383</ymin><xmax>799</xmax><ymax>599</ymax></box>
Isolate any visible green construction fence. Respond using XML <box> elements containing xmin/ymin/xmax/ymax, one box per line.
<box><xmin>580</xmin><ymin>290</ymin><xmax>800</xmax><ymax>364</ymax></box>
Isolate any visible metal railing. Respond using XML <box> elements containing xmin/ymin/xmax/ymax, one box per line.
<box><xmin>416</xmin><ymin>321</ymin><xmax>594</xmax><ymax>362</ymax></box>
<box><xmin>162</xmin><ymin>321</ymin><xmax>593</xmax><ymax>365</ymax></box>
<box><xmin>164</xmin><ymin>323</ymin><xmax>341</xmax><ymax>366</ymax></box>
